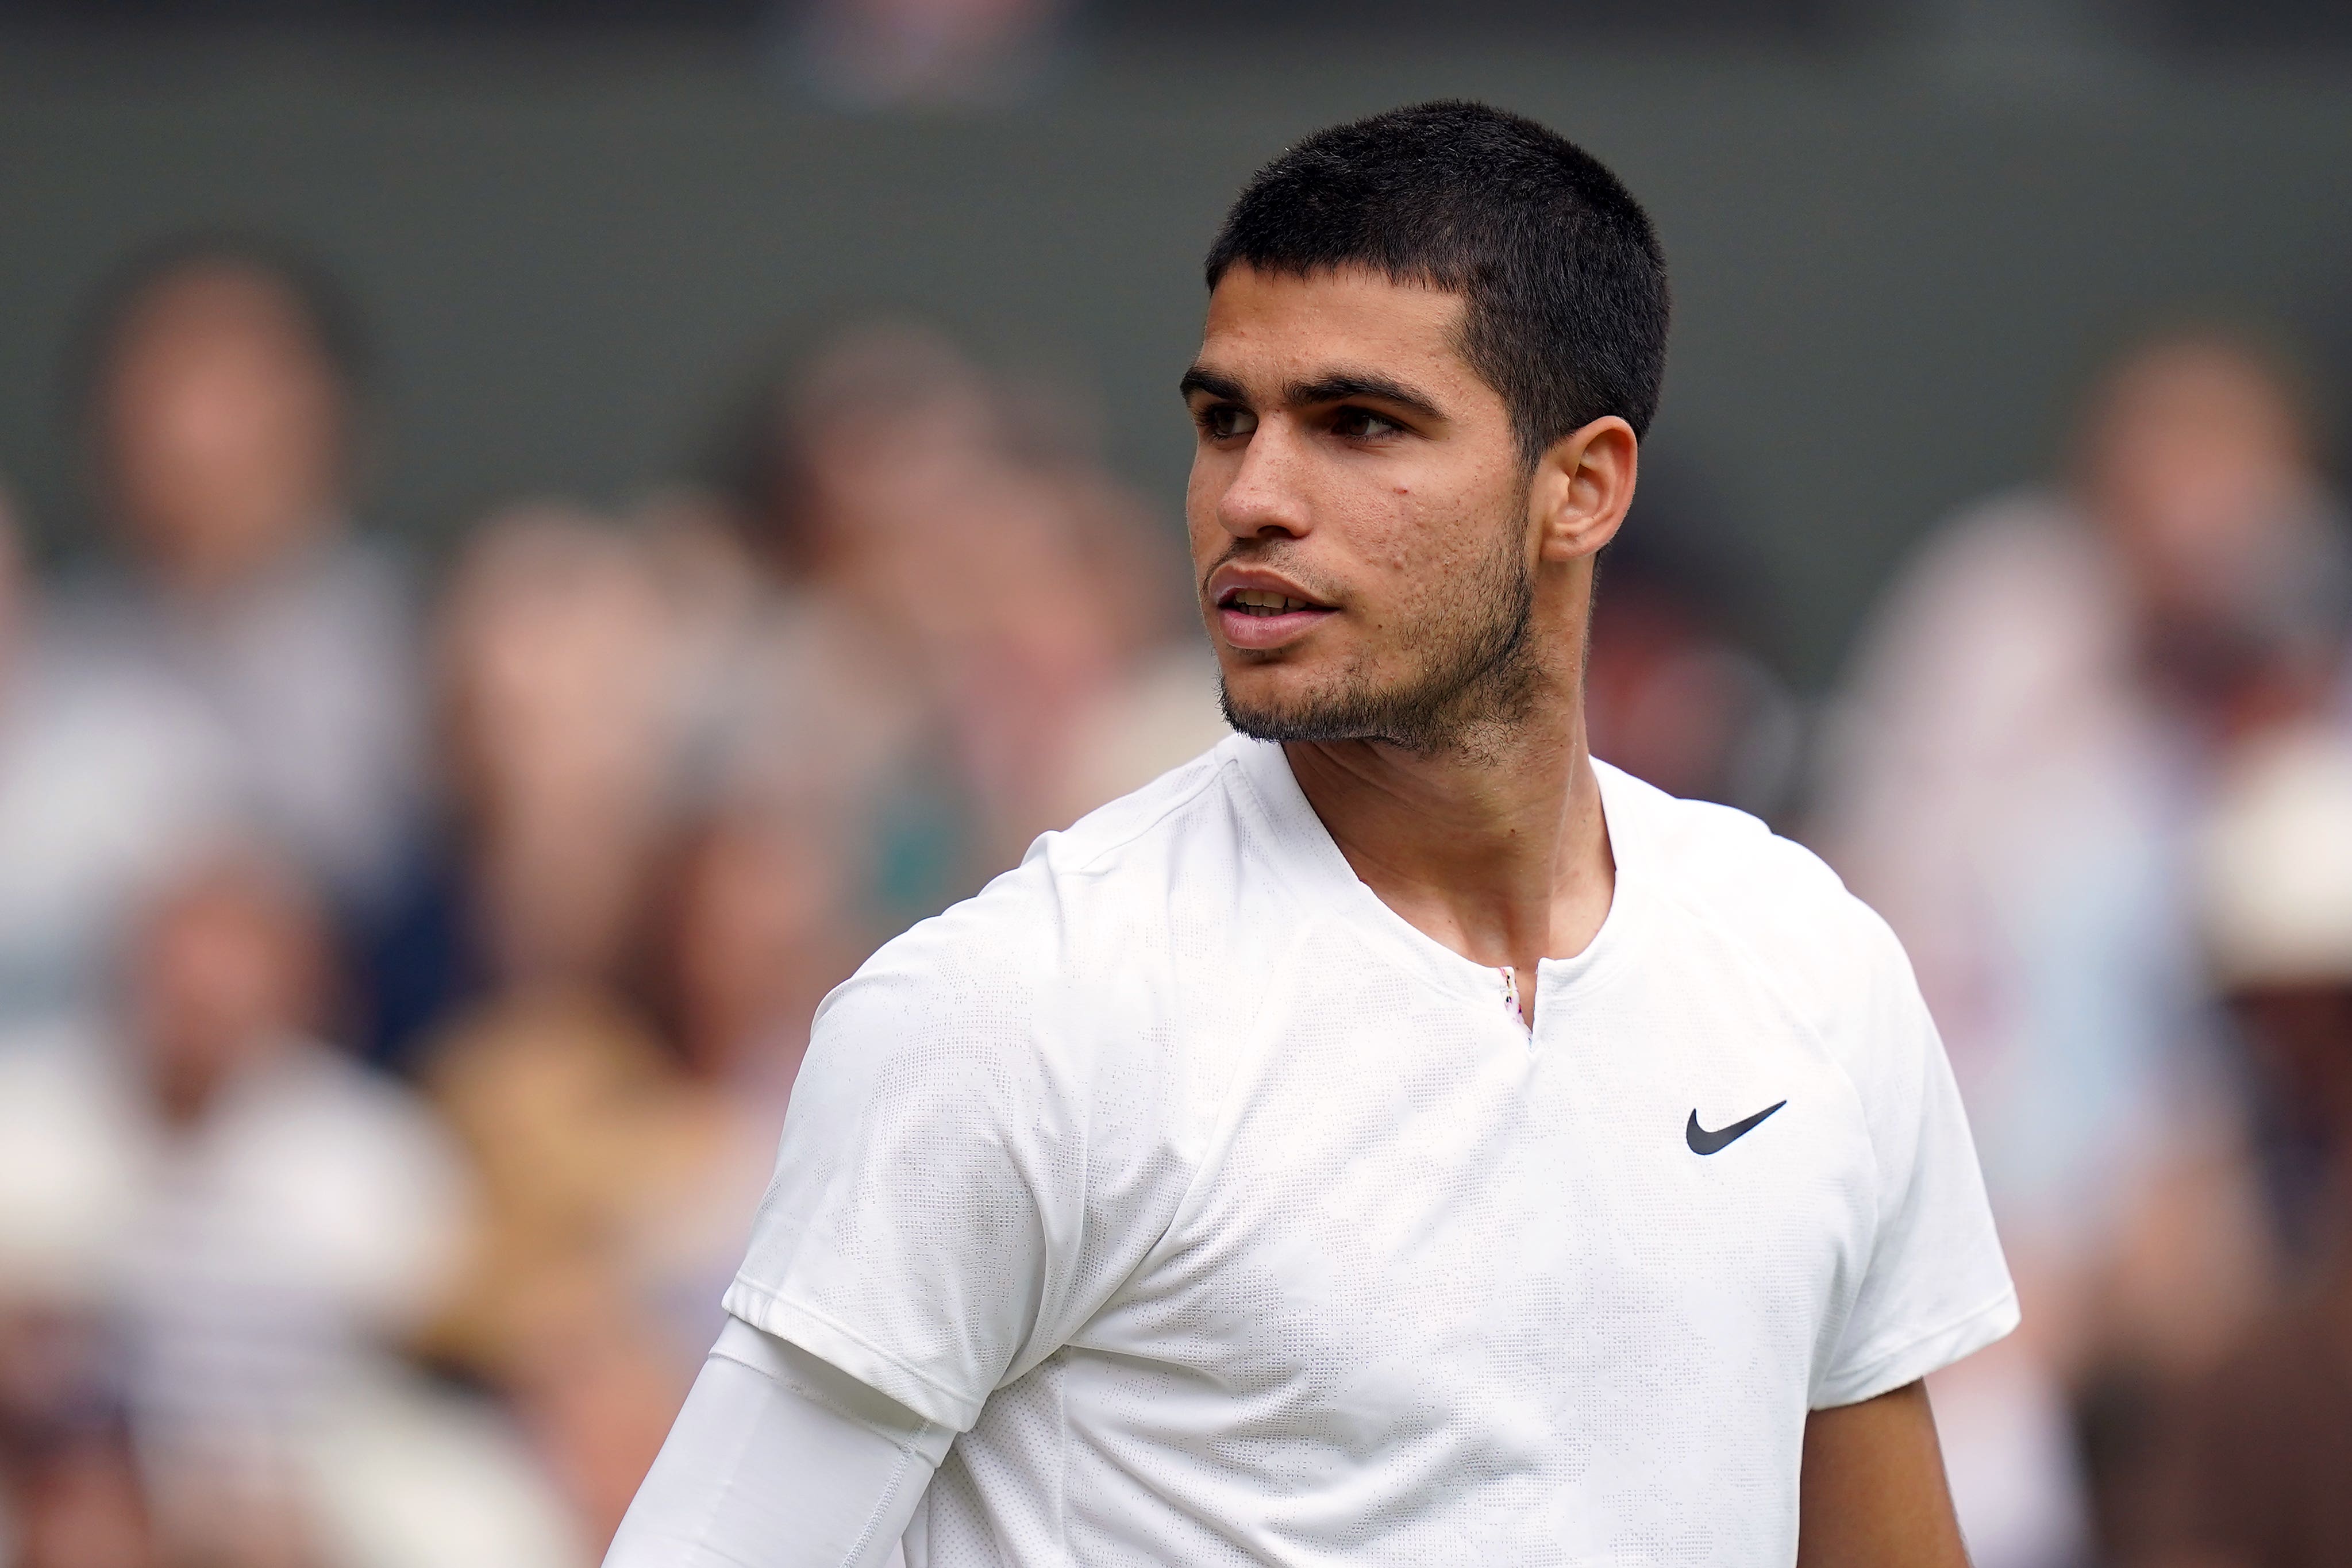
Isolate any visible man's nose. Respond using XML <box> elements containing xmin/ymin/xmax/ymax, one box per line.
<box><xmin>1217</xmin><ymin>422</ymin><xmax>1311</xmax><ymax>541</ymax></box>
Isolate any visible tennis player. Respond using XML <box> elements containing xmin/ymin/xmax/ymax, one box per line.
<box><xmin>606</xmin><ymin>99</ymin><xmax>2015</xmax><ymax>1567</ymax></box>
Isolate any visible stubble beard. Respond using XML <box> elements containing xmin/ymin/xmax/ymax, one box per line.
<box><xmin>1218</xmin><ymin>518</ymin><xmax>1542</xmax><ymax>761</ymax></box>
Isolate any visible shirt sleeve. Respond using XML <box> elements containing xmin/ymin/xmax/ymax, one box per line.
<box><xmin>722</xmin><ymin>914</ymin><xmax>1088</xmax><ymax>1432</ymax></box>
<box><xmin>1811</xmin><ymin>914</ymin><xmax>2019</xmax><ymax>1409</ymax></box>
<box><xmin>602</xmin><ymin>1316</ymin><xmax>949</xmax><ymax>1568</ymax></box>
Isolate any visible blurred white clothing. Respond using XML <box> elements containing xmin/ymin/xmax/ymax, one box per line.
<box><xmin>117</xmin><ymin>1035</ymin><xmax>471</xmax><ymax>1375</ymax></box>
<box><xmin>2197</xmin><ymin>726</ymin><xmax>2352</xmax><ymax>987</ymax></box>
<box><xmin>1819</xmin><ymin>491</ymin><xmax>2208</xmax><ymax>1251</ymax></box>
<box><xmin>0</xmin><ymin>1019</ymin><xmax>578</xmax><ymax>1565</ymax></box>
<box><xmin>0</xmin><ymin>1019</ymin><xmax>151</xmax><ymax>1303</ymax></box>
<box><xmin>303</xmin><ymin>1361</ymin><xmax>588</xmax><ymax>1568</ymax></box>
<box><xmin>56</xmin><ymin>532</ymin><xmax>424</xmax><ymax>906</ymax></box>
<box><xmin>0</xmin><ymin>646</ymin><xmax>241</xmax><ymax>1020</ymax></box>
<box><xmin>38</xmin><ymin>1019</ymin><xmax>581</xmax><ymax>1568</ymax></box>
<box><xmin>110</xmin><ymin>1039</ymin><xmax>469</xmax><ymax>1539</ymax></box>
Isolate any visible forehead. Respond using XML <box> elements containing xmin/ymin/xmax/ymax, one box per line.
<box><xmin>1198</xmin><ymin>264</ymin><xmax>1477</xmax><ymax>392</ymax></box>
<box><xmin>114</xmin><ymin>266</ymin><xmax>320</xmax><ymax>372</ymax></box>
<box><xmin>2093</xmin><ymin>344</ymin><xmax>2303</xmax><ymax>449</ymax></box>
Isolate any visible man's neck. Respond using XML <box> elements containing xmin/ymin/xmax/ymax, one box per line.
<box><xmin>1283</xmin><ymin>700</ymin><xmax>1615</xmax><ymax>992</ymax></box>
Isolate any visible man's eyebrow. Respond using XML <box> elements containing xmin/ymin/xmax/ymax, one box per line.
<box><xmin>1179</xmin><ymin>364</ymin><xmax>1448</xmax><ymax>425</ymax></box>
<box><xmin>1179</xmin><ymin>365</ymin><xmax>1248</xmax><ymax>403</ymax></box>
<box><xmin>1283</xmin><ymin>371</ymin><xmax>1446</xmax><ymax>423</ymax></box>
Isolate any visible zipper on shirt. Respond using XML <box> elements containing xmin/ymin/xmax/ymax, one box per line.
<box><xmin>1499</xmin><ymin>966</ymin><xmax>1531</xmax><ymax>1035</ymax></box>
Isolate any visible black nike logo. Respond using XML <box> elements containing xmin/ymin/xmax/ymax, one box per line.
<box><xmin>1686</xmin><ymin>1100</ymin><xmax>1787</xmax><ymax>1155</ymax></box>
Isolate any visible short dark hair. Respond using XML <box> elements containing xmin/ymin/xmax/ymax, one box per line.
<box><xmin>1205</xmin><ymin>101</ymin><xmax>1670</xmax><ymax>461</ymax></box>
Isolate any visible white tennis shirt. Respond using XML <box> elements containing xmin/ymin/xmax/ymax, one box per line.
<box><xmin>727</xmin><ymin>735</ymin><xmax>2017</xmax><ymax>1566</ymax></box>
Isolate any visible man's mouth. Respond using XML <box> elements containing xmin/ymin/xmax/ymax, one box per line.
<box><xmin>1220</xmin><ymin>588</ymin><xmax>1326</xmax><ymax>617</ymax></box>
<box><xmin>1211</xmin><ymin>580</ymin><xmax>1335</xmax><ymax>650</ymax></box>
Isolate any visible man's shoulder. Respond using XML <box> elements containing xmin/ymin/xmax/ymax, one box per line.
<box><xmin>1033</xmin><ymin>734</ymin><xmax>1253</xmax><ymax>881</ymax></box>
<box><xmin>1610</xmin><ymin>765</ymin><xmax>1912</xmax><ymax>1025</ymax></box>
<box><xmin>807</xmin><ymin>741</ymin><xmax>1263</xmax><ymax>1118</ymax></box>
<box><xmin>853</xmin><ymin>737</ymin><xmax>1257</xmax><ymax>996</ymax></box>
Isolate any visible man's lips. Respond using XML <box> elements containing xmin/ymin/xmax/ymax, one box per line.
<box><xmin>1217</xmin><ymin>602</ymin><xmax>1334</xmax><ymax>649</ymax></box>
<box><xmin>1209</xmin><ymin>572</ymin><xmax>1337</xmax><ymax>651</ymax></box>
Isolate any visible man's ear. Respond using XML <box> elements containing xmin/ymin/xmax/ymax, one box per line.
<box><xmin>1531</xmin><ymin>416</ymin><xmax>1638</xmax><ymax>565</ymax></box>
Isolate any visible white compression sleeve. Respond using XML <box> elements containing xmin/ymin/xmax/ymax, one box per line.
<box><xmin>602</xmin><ymin>1315</ymin><xmax>953</xmax><ymax>1568</ymax></box>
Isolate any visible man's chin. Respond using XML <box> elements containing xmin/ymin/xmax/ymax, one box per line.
<box><xmin>1217</xmin><ymin>664</ymin><xmax>1514</xmax><ymax>754</ymax></box>
<box><xmin>1218</xmin><ymin>672</ymin><xmax>1380</xmax><ymax>746</ymax></box>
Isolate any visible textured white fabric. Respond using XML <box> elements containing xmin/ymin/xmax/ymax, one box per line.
<box><xmin>729</xmin><ymin>734</ymin><xmax>2016</xmax><ymax>1566</ymax></box>
<box><xmin>604</xmin><ymin>1316</ymin><xmax>948</xmax><ymax>1568</ymax></box>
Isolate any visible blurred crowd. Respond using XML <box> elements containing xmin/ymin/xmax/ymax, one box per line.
<box><xmin>0</xmin><ymin>237</ymin><xmax>2347</xmax><ymax>1568</ymax></box>
<box><xmin>0</xmin><ymin>239</ymin><xmax>1225</xmax><ymax>1567</ymax></box>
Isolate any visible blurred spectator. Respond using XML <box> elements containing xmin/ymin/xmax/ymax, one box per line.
<box><xmin>418</xmin><ymin>807</ymin><xmax>860</xmax><ymax>1548</ymax></box>
<box><xmin>0</xmin><ymin>488</ymin><xmax>240</xmax><ymax>1022</ymax></box>
<box><xmin>368</xmin><ymin>504</ymin><xmax>687</xmax><ymax>1066</ymax></box>
<box><xmin>0</xmin><ymin>845</ymin><xmax>579</xmax><ymax>1568</ymax></box>
<box><xmin>113</xmin><ymin>846</ymin><xmax>555</xmax><ymax>1567</ymax></box>
<box><xmin>55</xmin><ymin>236</ymin><xmax>424</xmax><ymax>919</ymax></box>
<box><xmin>627</xmin><ymin>807</ymin><xmax>865</xmax><ymax>1330</ymax></box>
<box><xmin>2135</xmin><ymin>729</ymin><xmax>2352</xmax><ymax>1567</ymax></box>
<box><xmin>413</xmin><ymin>811</ymin><xmax>861</xmax><ymax>1547</ymax></box>
<box><xmin>703</xmin><ymin>321</ymin><xmax>1221</xmax><ymax>931</ymax></box>
<box><xmin>1817</xmin><ymin>326</ymin><xmax>2346</xmax><ymax>1566</ymax></box>
<box><xmin>378</xmin><ymin>505</ymin><xmax>838</xmax><ymax>1544</ymax></box>
<box><xmin>783</xmin><ymin>0</ymin><xmax>1073</xmax><ymax>107</ymax></box>
<box><xmin>702</xmin><ymin>321</ymin><xmax>1022</xmax><ymax>928</ymax></box>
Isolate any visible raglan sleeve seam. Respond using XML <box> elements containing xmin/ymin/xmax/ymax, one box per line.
<box><xmin>722</xmin><ymin>1274</ymin><xmax>989</xmax><ymax>1434</ymax></box>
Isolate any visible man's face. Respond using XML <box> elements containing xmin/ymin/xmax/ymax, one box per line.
<box><xmin>1183</xmin><ymin>264</ymin><xmax>1538</xmax><ymax>752</ymax></box>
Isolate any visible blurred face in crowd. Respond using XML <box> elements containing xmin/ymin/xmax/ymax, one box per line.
<box><xmin>2079</xmin><ymin>336</ymin><xmax>2323</xmax><ymax>634</ymax></box>
<box><xmin>792</xmin><ymin>329</ymin><xmax>1001</xmax><ymax>641</ymax></box>
<box><xmin>795</xmin><ymin>330</ymin><xmax>1114</xmax><ymax>662</ymax></box>
<box><xmin>129</xmin><ymin>854</ymin><xmax>328</xmax><ymax>1124</ymax></box>
<box><xmin>791</xmin><ymin>326</ymin><xmax>1148</xmax><ymax>733</ymax></box>
<box><xmin>99</xmin><ymin>261</ymin><xmax>349</xmax><ymax>596</ymax></box>
<box><xmin>1183</xmin><ymin>265</ymin><xmax>1625</xmax><ymax>752</ymax></box>
<box><xmin>660</xmin><ymin>812</ymin><xmax>852</xmax><ymax>1082</ymax></box>
<box><xmin>444</xmin><ymin>515</ymin><xmax>673</xmax><ymax>818</ymax></box>
<box><xmin>440</xmin><ymin>511</ymin><xmax>679</xmax><ymax>985</ymax></box>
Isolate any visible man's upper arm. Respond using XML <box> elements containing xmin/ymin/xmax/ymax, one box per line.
<box><xmin>721</xmin><ymin>923</ymin><xmax>1080</xmax><ymax>1432</ymax></box>
<box><xmin>603</xmin><ymin>1317</ymin><xmax>951</xmax><ymax>1568</ymax></box>
<box><xmin>1798</xmin><ymin>1381</ymin><xmax>1969</xmax><ymax>1568</ymax></box>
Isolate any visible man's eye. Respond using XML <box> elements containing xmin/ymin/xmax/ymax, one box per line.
<box><xmin>1199</xmin><ymin>404</ymin><xmax>1256</xmax><ymax>440</ymax></box>
<box><xmin>1331</xmin><ymin>408</ymin><xmax>1402</xmax><ymax>440</ymax></box>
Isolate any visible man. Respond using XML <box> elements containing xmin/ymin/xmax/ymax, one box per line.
<box><xmin>608</xmin><ymin>101</ymin><xmax>2014</xmax><ymax>1566</ymax></box>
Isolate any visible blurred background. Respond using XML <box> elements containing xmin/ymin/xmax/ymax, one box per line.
<box><xmin>3</xmin><ymin>3</ymin><xmax>2352</xmax><ymax>1565</ymax></box>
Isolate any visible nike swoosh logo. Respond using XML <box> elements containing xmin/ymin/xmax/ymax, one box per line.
<box><xmin>1686</xmin><ymin>1100</ymin><xmax>1788</xmax><ymax>1155</ymax></box>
